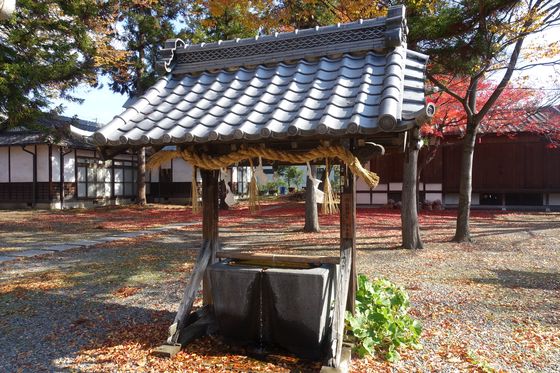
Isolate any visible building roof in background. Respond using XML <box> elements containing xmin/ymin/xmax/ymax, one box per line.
<box><xmin>426</xmin><ymin>106</ymin><xmax>560</xmax><ymax>138</ymax></box>
<box><xmin>0</xmin><ymin>115</ymin><xmax>100</xmax><ymax>148</ymax></box>
<box><xmin>93</xmin><ymin>5</ymin><xmax>434</xmax><ymax>147</ymax></box>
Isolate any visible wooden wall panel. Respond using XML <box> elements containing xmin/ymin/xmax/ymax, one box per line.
<box><xmin>544</xmin><ymin>146</ymin><xmax>560</xmax><ymax>190</ymax></box>
<box><xmin>420</xmin><ymin>147</ymin><xmax>443</xmax><ymax>183</ymax></box>
<box><xmin>523</xmin><ymin>142</ymin><xmax>544</xmax><ymax>189</ymax></box>
<box><xmin>442</xmin><ymin>144</ymin><xmax>461</xmax><ymax>191</ymax></box>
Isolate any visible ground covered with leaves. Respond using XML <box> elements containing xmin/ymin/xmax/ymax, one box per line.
<box><xmin>0</xmin><ymin>202</ymin><xmax>559</xmax><ymax>372</ymax></box>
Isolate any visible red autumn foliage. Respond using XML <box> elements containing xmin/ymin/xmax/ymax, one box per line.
<box><xmin>423</xmin><ymin>76</ymin><xmax>560</xmax><ymax>146</ymax></box>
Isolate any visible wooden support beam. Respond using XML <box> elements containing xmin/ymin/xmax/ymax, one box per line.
<box><xmin>328</xmin><ymin>150</ymin><xmax>357</xmax><ymax>368</ymax></box>
<box><xmin>340</xmin><ymin>154</ymin><xmax>357</xmax><ymax>314</ymax></box>
<box><xmin>327</xmin><ymin>247</ymin><xmax>352</xmax><ymax>368</ymax></box>
<box><xmin>167</xmin><ymin>240</ymin><xmax>212</xmax><ymax>344</ymax></box>
<box><xmin>201</xmin><ymin>169</ymin><xmax>220</xmax><ymax>305</ymax></box>
<box><xmin>216</xmin><ymin>251</ymin><xmax>340</xmax><ymax>265</ymax></box>
<box><xmin>161</xmin><ymin>169</ymin><xmax>220</xmax><ymax>350</ymax></box>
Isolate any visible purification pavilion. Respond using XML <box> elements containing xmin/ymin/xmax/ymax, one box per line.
<box><xmin>93</xmin><ymin>5</ymin><xmax>433</xmax><ymax>369</ymax></box>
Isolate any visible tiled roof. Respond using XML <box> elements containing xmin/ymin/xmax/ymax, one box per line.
<box><xmin>94</xmin><ymin>5</ymin><xmax>433</xmax><ymax>147</ymax></box>
<box><xmin>428</xmin><ymin>106</ymin><xmax>560</xmax><ymax>137</ymax></box>
<box><xmin>0</xmin><ymin>115</ymin><xmax>99</xmax><ymax>148</ymax></box>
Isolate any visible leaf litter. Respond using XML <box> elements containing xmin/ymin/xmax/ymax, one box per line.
<box><xmin>0</xmin><ymin>202</ymin><xmax>559</xmax><ymax>372</ymax></box>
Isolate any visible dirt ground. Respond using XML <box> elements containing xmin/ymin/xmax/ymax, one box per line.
<box><xmin>0</xmin><ymin>202</ymin><xmax>559</xmax><ymax>372</ymax></box>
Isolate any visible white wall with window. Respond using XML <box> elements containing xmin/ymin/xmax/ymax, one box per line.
<box><xmin>76</xmin><ymin>157</ymin><xmax>137</xmax><ymax>199</ymax></box>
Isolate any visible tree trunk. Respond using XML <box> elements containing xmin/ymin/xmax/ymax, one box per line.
<box><xmin>401</xmin><ymin>128</ymin><xmax>424</xmax><ymax>249</ymax></box>
<box><xmin>136</xmin><ymin>147</ymin><xmax>146</xmax><ymax>205</ymax></box>
<box><xmin>304</xmin><ymin>165</ymin><xmax>320</xmax><ymax>232</ymax></box>
<box><xmin>453</xmin><ymin>124</ymin><xmax>477</xmax><ymax>242</ymax></box>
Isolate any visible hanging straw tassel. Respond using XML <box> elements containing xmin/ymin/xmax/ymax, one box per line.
<box><xmin>322</xmin><ymin>158</ymin><xmax>338</xmax><ymax>215</ymax></box>
<box><xmin>191</xmin><ymin>166</ymin><xmax>200</xmax><ymax>214</ymax></box>
<box><xmin>248</xmin><ymin>159</ymin><xmax>259</xmax><ymax>213</ymax></box>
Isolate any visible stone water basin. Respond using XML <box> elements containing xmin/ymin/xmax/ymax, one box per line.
<box><xmin>207</xmin><ymin>260</ymin><xmax>337</xmax><ymax>359</ymax></box>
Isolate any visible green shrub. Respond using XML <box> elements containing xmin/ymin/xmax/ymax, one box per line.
<box><xmin>345</xmin><ymin>274</ymin><xmax>422</xmax><ymax>361</ymax></box>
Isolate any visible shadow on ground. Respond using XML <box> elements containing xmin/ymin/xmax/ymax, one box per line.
<box><xmin>472</xmin><ymin>269</ymin><xmax>560</xmax><ymax>290</ymax></box>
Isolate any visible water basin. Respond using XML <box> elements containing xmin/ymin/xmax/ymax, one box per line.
<box><xmin>208</xmin><ymin>259</ymin><xmax>337</xmax><ymax>359</ymax></box>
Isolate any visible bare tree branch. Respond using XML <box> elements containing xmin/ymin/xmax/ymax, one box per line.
<box><xmin>427</xmin><ymin>73</ymin><xmax>466</xmax><ymax>106</ymax></box>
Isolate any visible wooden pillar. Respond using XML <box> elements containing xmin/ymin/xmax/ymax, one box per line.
<box><xmin>33</xmin><ymin>145</ymin><xmax>37</xmax><ymax>207</ymax></box>
<box><xmin>60</xmin><ymin>147</ymin><xmax>65</xmax><ymax>207</ymax></box>
<box><xmin>340</xmin><ymin>161</ymin><xmax>356</xmax><ymax>313</ymax></box>
<box><xmin>329</xmin><ymin>151</ymin><xmax>357</xmax><ymax>368</ymax></box>
<box><xmin>48</xmin><ymin>145</ymin><xmax>52</xmax><ymax>202</ymax></box>
<box><xmin>201</xmin><ymin>169</ymin><xmax>219</xmax><ymax>305</ymax></box>
<box><xmin>22</xmin><ymin>146</ymin><xmax>37</xmax><ymax>207</ymax></box>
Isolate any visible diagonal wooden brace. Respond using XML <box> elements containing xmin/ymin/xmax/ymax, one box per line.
<box><xmin>167</xmin><ymin>240</ymin><xmax>212</xmax><ymax>345</ymax></box>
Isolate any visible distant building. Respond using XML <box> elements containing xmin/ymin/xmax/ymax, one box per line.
<box><xmin>360</xmin><ymin>107</ymin><xmax>560</xmax><ymax>210</ymax></box>
<box><xmin>0</xmin><ymin>116</ymin><xmax>138</xmax><ymax>209</ymax></box>
<box><xmin>146</xmin><ymin>158</ymin><xmax>256</xmax><ymax>204</ymax></box>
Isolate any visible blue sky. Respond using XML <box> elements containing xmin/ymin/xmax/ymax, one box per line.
<box><xmin>54</xmin><ymin>76</ymin><xmax>129</xmax><ymax>125</ymax></box>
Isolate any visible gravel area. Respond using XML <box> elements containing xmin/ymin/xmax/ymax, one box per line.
<box><xmin>0</xmin><ymin>203</ymin><xmax>559</xmax><ymax>372</ymax></box>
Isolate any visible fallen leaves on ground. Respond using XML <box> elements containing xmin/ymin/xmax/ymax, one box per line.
<box><xmin>112</xmin><ymin>286</ymin><xmax>142</xmax><ymax>298</ymax></box>
<box><xmin>1</xmin><ymin>202</ymin><xmax>559</xmax><ymax>371</ymax></box>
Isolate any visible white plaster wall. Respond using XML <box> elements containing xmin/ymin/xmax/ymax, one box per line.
<box><xmin>150</xmin><ymin>168</ymin><xmax>159</xmax><ymax>182</ymax></box>
<box><xmin>372</xmin><ymin>193</ymin><xmax>388</xmax><ymax>205</ymax></box>
<box><xmin>356</xmin><ymin>193</ymin><xmax>371</xmax><ymax>205</ymax></box>
<box><xmin>444</xmin><ymin>193</ymin><xmax>459</xmax><ymax>205</ymax></box>
<box><xmin>172</xmin><ymin>158</ymin><xmax>193</xmax><ymax>182</ymax></box>
<box><xmin>549</xmin><ymin>193</ymin><xmax>560</xmax><ymax>205</ymax></box>
<box><xmin>98</xmin><ymin>168</ymin><xmax>111</xmax><ymax>197</ymax></box>
<box><xmin>114</xmin><ymin>168</ymin><xmax>123</xmax><ymax>195</ymax></box>
<box><xmin>375</xmin><ymin>183</ymin><xmax>388</xmax><ymax>191</ymax></box>
<box><xmin>64</xmin><ymin>152</ymin><xmax>76</xmax><ymax>182</ymax></box>
<box><xmin>472</xmin><ymin>193</ymin><xmax>480</xmax><ymax>205</ymax></box>
<box><xmin>425</xmin><ymin>183</ymin><xmax>442</xmax><ymax>191</ymax></box>
<box><xmin>37</xmin><ymin>145</ymin><xmax>50</xmax><ymax>182</ymax></box>
<box><xmin>244</xmin><ymin>167</ymin><xmax>252</xmax><ymax>183</ymax></box>
<box><xmin>425</xmin><ymin>192</ymin><xmax>443</xmax><ymax>202</ymax></box>
<box><xmin>356</xmin><ymin>174</ymin><xmax>370</xmax><ymax>191</ymax></box>
<box><xmin>0</xmin><ymin>147</ymin><xmax>9</xmax><ymax>182</ymax></box>
<box><xmin>51</xmin><ymin>147</ymin><xmax>61</xmax><ymax>182</ymax></box>
<box><xmin>356</xmin><ymin>162</ymin><xmax>370</xmax><ymax>191</ymax></box>
<box><xmin>10</xmin><ymin>146</ymin><xmax>33</xmax><ymax>182</ymax></box>
<box><xmin>389</xmin><ymin>182</ymin><xmax>402</xmax><ymax>191</ymax></box>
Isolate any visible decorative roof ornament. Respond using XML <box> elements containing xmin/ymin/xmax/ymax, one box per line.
<box><xmin>158</xmin><ymin>5</ymin><xmax>407</xmax><ymax>76</ymax></box>
<box><xmin>158</xmin><ymin>38</ymin><xmax>186</xmax><ymax>73</ymax></box>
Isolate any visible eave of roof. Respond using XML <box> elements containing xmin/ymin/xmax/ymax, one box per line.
<box><xmin>94</xmin><ymin>5</ymin><xmax>433</xmax><ymax>148</ymax></box>
<box><xmin>0</xmin><ymin>115</ymin><xmax>99</xmax><ymax>148</ymax></box>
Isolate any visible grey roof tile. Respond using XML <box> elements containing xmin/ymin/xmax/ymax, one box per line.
<box><xmin>95</xmin><ymin>7</ymin><xmax>432</xmax><ymax>146</ymax></box>
<box><xmin>94</xmin><ymin>51</ymin><xmax>429</xmax><ymax>145</ymax></box>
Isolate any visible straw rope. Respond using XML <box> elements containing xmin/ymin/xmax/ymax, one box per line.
<box><xmin>147</xmin><ymin>145</ymin><xmax>379</xmax><ymax>189</ymax></box>
<box><xmin>322</xmin><ymin>158</ymin><xmax>338</xmax><ymax>215</ymax></box>
<box><xmin>191</xmin><ymin>166</ymin><xmax>200</xmax><ymax>214</ymax></box>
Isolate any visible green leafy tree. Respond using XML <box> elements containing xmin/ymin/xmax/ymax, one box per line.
<box><xmin>97</xmin><ymin>0</ymin><xmax>189</xmax><ymax>96</ymax></box>
<box><xmin>405</xmin><ymin>0</ymin><xmax>560</xmax><ymax>242</ymax></box>
<box><xmin>0</xmin><ymin>0</ymin><xmax>102</xmax><ymax>129</ymax></box>
<box><xmin>279</xmin><ymin>0</ymin><xmax>559</xmax><ymax>245</ymax></box>
<box><xmin>97</xmin><ymin>0</ymin><xmax>190</xmax><ymax>205</ymax></box>
<box><xmin>278</xmin><ymin>165</ymin><xmax>304</xmax><ymax>190</ymax></box>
